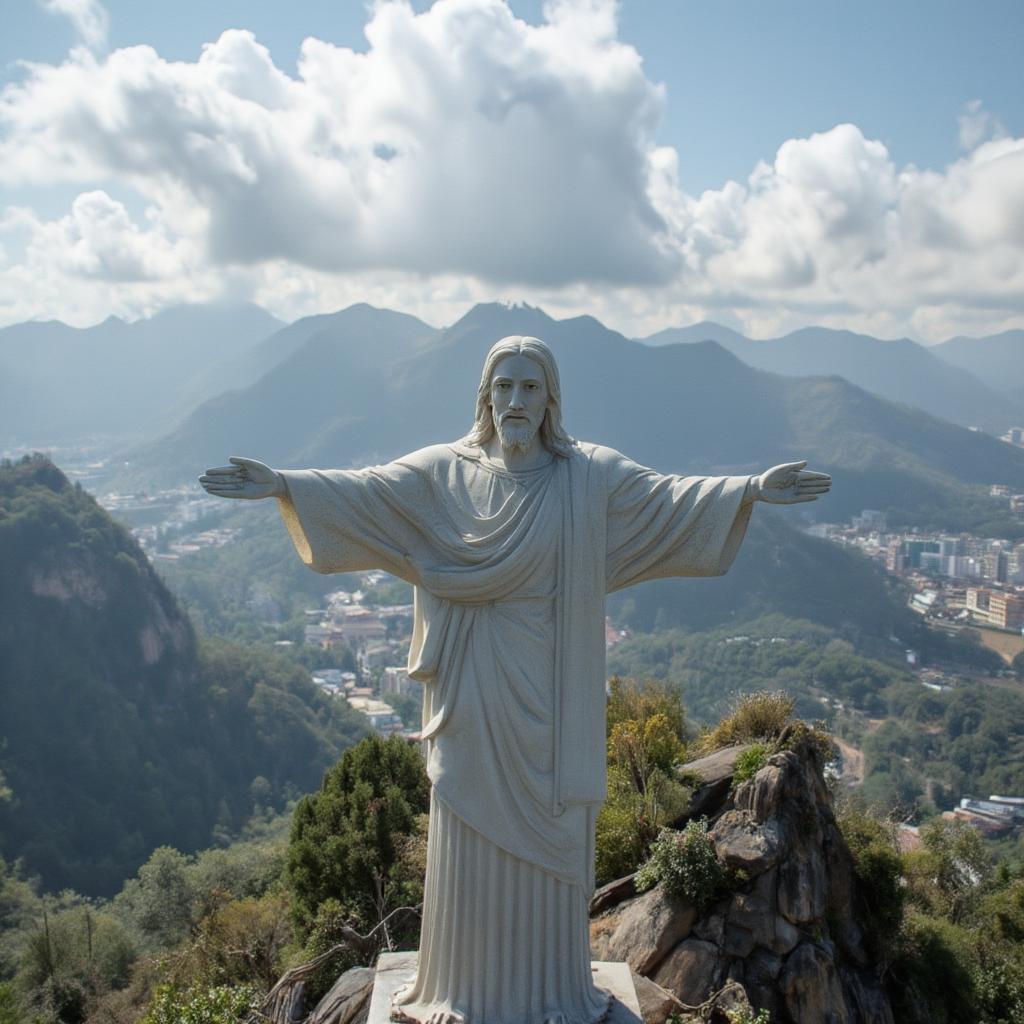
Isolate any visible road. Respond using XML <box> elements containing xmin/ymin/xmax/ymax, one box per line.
<box><xmin>833</xmin><ymin>737</ymin><xmax>865</xmax><ymax>787</ymax></box>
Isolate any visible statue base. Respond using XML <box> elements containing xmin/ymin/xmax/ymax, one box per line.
<box><xmin>369</xmin><ymin>952</ymin><xmax>642</xmax><ymax>1024</ymax></box>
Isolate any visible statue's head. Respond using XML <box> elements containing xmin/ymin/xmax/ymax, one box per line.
<box><xmin>465</xmin><ymin>336</ymin><xmax>575</xmax><ymax>457</ymax></box>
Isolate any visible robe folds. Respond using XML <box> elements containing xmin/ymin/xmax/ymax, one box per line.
<box><xmin>277</xmin><ymin>441</ymin><xmax>752</xmax><ymax>1024</ymax></box>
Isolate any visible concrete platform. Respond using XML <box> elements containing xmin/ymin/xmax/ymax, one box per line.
<box><xmin>369</xmin><ymin>952</ymin><xmax>642</xmax><ymax>1024</ymax></box>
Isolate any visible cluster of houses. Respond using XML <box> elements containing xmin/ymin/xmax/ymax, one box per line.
<box><xmin>308</xmin><ymin>663</ymin><xmax>417</xmax><ymax>735</ymax></box>
<box><xmin>942</xmin><ymin>795</ymin><xmax>1024</xmax><ymax>838</ymax></box>
<box><xmin>303</xmin><ymin>581</ymin><xmax>413</xmax><ymax>674</ymax></box>
<box><xmin>303</xmin><ymin>582</ymin><xmax>420</xmax><ymax>736</ymax></box>
<box><xmin>897</xmin><ymin>794</ymin><xmax>1024</xmax><ymax>851</ymax></box>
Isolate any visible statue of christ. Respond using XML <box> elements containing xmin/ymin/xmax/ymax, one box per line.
<box><xmin>199</xmin><ymin>335</ymin><xmax>831</xmax><ymax>1024</ymax></box>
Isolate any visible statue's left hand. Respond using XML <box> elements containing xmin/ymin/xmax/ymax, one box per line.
<box><xmin>751</xmin><ymin>461</ymin><xmax>832</xmax><ymax>504</ymax></box>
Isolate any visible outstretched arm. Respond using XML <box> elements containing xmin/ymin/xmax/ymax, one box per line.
<box><xmin>746</xmin><ymin>460</ymin><xmax>832</xmax><ymax>505</ymax></box>
<box><xmin>198</xmin><ymin>457</ymin><xmax>286</xmax><ymax>500</ymax></box>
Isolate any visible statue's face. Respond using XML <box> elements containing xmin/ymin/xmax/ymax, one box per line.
<box><xmin>489</xmin><ymin>353</ymin><xmax>549</xmax><ymax>453</ymax></box>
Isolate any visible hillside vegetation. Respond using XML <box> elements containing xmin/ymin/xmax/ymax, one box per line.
<box><xmin>0</xmin><ymin>455</ymin><xmax>368</xmax><ymax>895</ymax></box>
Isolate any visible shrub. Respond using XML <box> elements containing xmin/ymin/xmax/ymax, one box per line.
<box><xmin>726</xmin><ymin>1009</ymin><xmax>771</xmax><ymax>1024</ymax></box>
<box><xmin>141</xmin><ymin>983</ymin><xmax>257</xmax><ymax>1024</ymax></box>
<box><xmin>888</xmin><ymin>910</ymin><xmax>977</xmax><ymax>1024</ymax></box>
<box><xmin>731</xmin><ymin>743</ymin><xmax>769</xmax><ymax>786</ymax></box>
<box><xmin>635</xmin><ymin>820</ymin><xmax>725</xmax><ymax>909</ymax></box>
<box><xmin>595</xmin><ymin>679</ymin><xmax>692</xmax><ymax>886</ymax></box>
<box><xmin>904</xmin><ymin>818</ymin><xmax>991</xmax><ymax>923</ymax></box>
<box><xmin>694</xmin><ymin>690</ymin><xmax>795</xmax><ymax>754</ymax></box>
<box><xmin>835</xmin><ymin>801</ymin><xmax>904</xmax><ymax>960</ymax></box>
<box><xmin>287</xmin><ymin>735</ymin><xmax>430</xmax><ymax>938</ymax></box>
<box><xmin>594</xmin><ymin>786</ymin><xmax>656</xmax><ymax>885</ymax></box>
<box><xmin>0</xmin><ymin>984</ymin><xmax>19</xmax><ymax>1024</ymax></box>
<box><xmin>776</xmin><ymin>718</ymin><xmax>836</xmax><ymax>765</ymax></box>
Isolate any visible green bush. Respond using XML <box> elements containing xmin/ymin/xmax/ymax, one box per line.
<box><xmin>594</xmin><ymin>680</ymin><xmax>692</xmax><ymax>886</ymax></box>
<box><xmin>287</xmin><ymin>735</ymin><xmax>429</xmax><ymax>941</ymax></box>
<box><xmin>0</xmin><ymin>984</ymin><xmax>19</xmax><ymax>1024</ymax></box>
<box><xmin>726</xmin><ymin>1009</ymin><xmax>771</xmax><ymax>1024</ymax></box>
<box><xmin>835</xmin><ymin>802</ymin><xmax>904</xmax><ymax>960</ymax></box>
<box><xmin>695</xmin><ymin>690</ymin><xmax>796</xmax><ymax>754</ymax></box>
<box><xmin>594</xmin><ymin>786</ymin><xmax>655</xmax><ymax>885</ymax></box>
<box><xmin>635</xmin><ymin>820</ymin><xmax>725</xmax><ymax>909</ymax></box>
<box><xmin>889</xmin><ymin>910</ymin><xmax>978</xmax><ymax>1024</ymax></box>
<box><xmin>732</xmin><ymin>743</ymin><xmax>769</xmax><ymax>786</ymax></box>
<box><xmin>141</xmin><ymin>983</ymin><xmax>258</xmax><ymax>1024</ymax></box>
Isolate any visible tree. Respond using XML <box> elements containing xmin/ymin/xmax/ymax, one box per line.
<box><xmin>904</xmin><ymin>818</ymin><xmax>991</xmax><ymax>923</ymax></box>
<box><xmin>114</xmin><ymin>847</ymin><xmax>194</xmax><ymax>951</ymax></box>
<box><xmin>286</xmin><ymin>735</ymin><xmax>430</xmax><ymax>941</ymax></box>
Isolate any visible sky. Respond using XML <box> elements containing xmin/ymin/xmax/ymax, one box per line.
<box><xmin>1</xmin><ymin>0</ymin><xmax>1022</xmax><ymax>341</ymax></box>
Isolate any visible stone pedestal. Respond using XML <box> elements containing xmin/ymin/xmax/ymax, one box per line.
<box><xmin>368</xmin><ymin>952</ymin><xmax>642</xmax><ymax>1024</ymax></box>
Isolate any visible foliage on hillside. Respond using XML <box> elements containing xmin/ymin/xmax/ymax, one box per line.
<box><xmin>0</xmin><ymin>699</ymin><xmax>1022</xmax><ymax>1023</ymax></box>
<box><xmin>0</xmin><ymin>455</ymin><xmax>368</xmax><ymax>895</ymax></box>
<box><xmin>608</xmin><ymin>512</ymin><xmax>918</xmax><ymax>636</ymax></box>
<box><xmin>0</xmin><ymin>734</ymin><xmax>433</xmax><ymax>1024</ymax></box>
<box><xmin>608</xmin><ymin>613</ymin><xmax>1023</xmax><ymax>815</ymax></box>
<box><xmin>595</xmin><ymin>679</ymin><xmax>692</xmax><ymax>885</ymax></box>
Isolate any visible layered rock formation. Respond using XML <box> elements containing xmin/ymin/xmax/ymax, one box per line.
<box><xmin>590</xmin><ymin>738</ymin><xmax>894</xmax><ymax>1024</ymax></box>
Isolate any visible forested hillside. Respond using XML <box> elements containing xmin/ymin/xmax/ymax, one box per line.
<box><xmin>0</xmin><ymin>456</ymin><xmax>368</xmax><ymax>895</ymax></box>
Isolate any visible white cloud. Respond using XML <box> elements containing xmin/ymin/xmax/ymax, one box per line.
<box><xmin>959</xmin><ymin>98</ymin><xmax>1006</xmax><ymax>152</ymax></box>
<box><xmin>0</xmin><ymin>0</ymin><xmax>1023</xmax><ymax>342</ymax></box>
<box><xmin>1</xmin><ymin>1</ymin><xmax>672</xmax><ymax>287</ymax></box>
<box><xmin>37</xmin><ymin>0</ymin><xmax>109</xmax><ymax>53</ymax></box>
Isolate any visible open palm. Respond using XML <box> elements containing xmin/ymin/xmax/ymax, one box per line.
<box><xmin>756</xmin><ymin>461</ymin><xmax>832</xmax><ymax>504</ymax></box>
<box><xmin>198</xmin><ymin>457</ymin><xmax>284</xmax><ymax>500</ymax></box>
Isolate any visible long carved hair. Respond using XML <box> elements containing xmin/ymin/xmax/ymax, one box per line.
<box><xmin>463</xmin><ymin>336</ymin><xmax>576</xmax><ymax>458</ymax></box>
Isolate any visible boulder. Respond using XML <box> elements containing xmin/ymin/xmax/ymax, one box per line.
<box><xmin>590</xmin><ymin>885</ymin><xmax>697</xmax><ymax>975</ymax></box>
<box><xmin>652</xmin><ymin>938</ymin><xmax>721</xmax><ymax>1006</ymax></box>
<box><xmin>840</xmin><ymin>967</ymin><xmax>896</xmax><ymax>1024</ymax></box>
<box><xmin>733</xmin><ymin>762</ymin><xmax>785</xmax><ymax>823</ymax></box>
<box><xmin>704</xmin><ymin>981</ymin><xmax>755</xmax><ymax>1024</ymax></box>
<box><xmin>710</xmin><ymin>810</ymin><xmax>780</xmax><ymax>875</ymax></box>
<box><xmin>630</xmin><ymin>969</ymin><xmax>684</xmax><ymax>1024</ymax></box>
<box><xmin>743</xmin><ymin>950</ymin><xmax>784</xmax><ymax>1022</ymax></box>
<box><xmin>725</xmin><ymin>891</ymin><xmax>800</xmax><ymax>957</ymax></box>
<box><xmin>778</xmin><ymin>846</ymin><xmax>827</xmax><ymax>925</ymax></box>
<box><xmin>693</xmin><ymin>900</ymin><xmax>728</xmax><ymax>945</ymax></box>
<box><xmin>589</xmin><ymin>873</ymin><xmax>637</xmax><ymax>917</ymax></box>
<box><xmin>780</xmin><ymin>943</ymin><xmax>850</xmax><ymax>1024</ymax></box>
<box><xmin>307</xmin><ymin>966</ymin><xmax>375</xmax><ymax>1024</ymax></box>
<box><xmin>589</xmin><ymin>735</ymin><xmax>895</xmax><ymax>1023</ymax></box>
<box><xmin>672</xmin><ymin>745</ymin><xmax>746</xmax><ymax>824</ymax></box>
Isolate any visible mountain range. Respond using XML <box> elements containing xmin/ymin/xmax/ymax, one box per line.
<box><xmin>640</xmin><ymin>322</ymin><xmax>1024</xmax><ymax>434</ymax></box>
<box><xmin>0</xmin><ymin>303</ymin><xmax>284</xmax><ymax>446</ymax></box>
<box><xmin>930</xmin><ymin>329</ymin><xmax>1024</xmax><ymax>394</ymax></box>
<box><xmin>121</xmin><ymin>302</ymin><xmax>1024</xmax><ymax>534</ymax></box>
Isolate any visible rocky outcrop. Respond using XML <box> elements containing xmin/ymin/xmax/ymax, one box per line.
<box><xmin>590</xmin><ymin>738</ymin><xmax>894</xmax><ymax>1024</ymax></box>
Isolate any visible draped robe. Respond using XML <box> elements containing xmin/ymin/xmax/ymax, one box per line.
<box><xmin>277</xmin><ymin>440</ymin><xmax>753</xmax><ymax>1024</ymax></box>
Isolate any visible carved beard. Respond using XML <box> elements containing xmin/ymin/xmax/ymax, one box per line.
<box><xmin>496</xmin><ymin>417</ymin><xmax>540</xmax><ymax>453</ymax></box>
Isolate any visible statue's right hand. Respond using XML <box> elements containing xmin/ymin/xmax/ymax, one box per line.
<box><xmin>199</xmin><ymin>457</ymin><xmax>285</xmax><ymax>500</ymax></box>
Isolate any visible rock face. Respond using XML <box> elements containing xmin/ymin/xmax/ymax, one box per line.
<box><xmin>590</xmin><ymin>738</ymin><xmax>894</xmax><ymax>1023</ymax></box>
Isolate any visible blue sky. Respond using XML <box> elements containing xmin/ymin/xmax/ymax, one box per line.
<box><xmin>1</xmin><ymin>1</ymin><xmax>1023</xmax><ymax>340</ymax></box>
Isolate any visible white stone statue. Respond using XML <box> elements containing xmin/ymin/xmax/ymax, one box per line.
<box><xmin>199</xmin><ymin>336</ymin><xmax>830</xmax><ymax>1024</ymax></box>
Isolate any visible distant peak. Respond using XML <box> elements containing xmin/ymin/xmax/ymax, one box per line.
<box><xmin>452</xmin><ymin>301</ymin><xmax>554</xmax><ymax>331</ymax></box>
